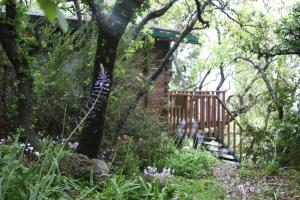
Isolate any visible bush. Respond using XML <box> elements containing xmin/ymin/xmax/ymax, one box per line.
<box><xmin>109</xmin><ymin>133</ymin><xmax>173</xmax><ymax>175</ymax></box>
<box><xmin>170</xmin><ymin>176</ymin><xmax>226</xmax><ymax>200</ymax></box>
<box><xmin>156</xmin><ymin>149</ymin><xmax>218</xmax><ymax>179</ymax></box>
<box><xmin>276</xmin><ymin>110</ymin><xmax>300</xmax><ymax>167</ymax></box>
<box><xmin>263</xmin><ymin>162</ymin><xmax>280</xmax><ymax>175</ymax></box>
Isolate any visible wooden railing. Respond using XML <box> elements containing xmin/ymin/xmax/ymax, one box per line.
<box><xmin>168</xmin><ymin>91</ymin><xmax>243</xmax><ymax>160</ymax></box>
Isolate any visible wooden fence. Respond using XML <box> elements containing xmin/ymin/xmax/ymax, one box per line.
<box><xmin>168</xmin><ymin>91</ymin><xmax>243</xmax><ymax>159</ymax></box>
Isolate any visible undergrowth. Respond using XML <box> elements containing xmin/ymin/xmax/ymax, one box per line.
<box><xmin>0</xmin><ymin>137</ymin><xmax>225</xmax><ymax>200</ymax></box>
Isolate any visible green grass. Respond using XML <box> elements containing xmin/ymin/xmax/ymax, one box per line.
<box><xmin>169</xmin><ymin>176</ymin><xmax>226</xmax><ymax>200</ymax></box>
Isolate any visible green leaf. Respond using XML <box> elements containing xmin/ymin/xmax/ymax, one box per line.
<box><xmin>57</xmin><ymin>8</ymin><xmax>69</xmax><ymax>33</ymax></box>
<box><xmin>37</xmin><ymin>0</ymin><xmax>57</xmax><ymax>23</ymax></box>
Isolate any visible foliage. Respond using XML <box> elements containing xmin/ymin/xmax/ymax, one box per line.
<box><xmin>276</xmin><ymin>2</ymin><xmax>300</xmax><ymax>54</ymax></box>
<box><xmin>33</xmin><ymin>24</ymin><xmax>95</xmax><ymax>136</ymax></box>
<box><xmin>0</xmin><ymin>136</ymin><xmax>226</xmax><ymax>200</ymax></box>
<box><xmin>36</xmin><ymin>0</ymin><xmax>69</xmax><ymax>32</ymax></box>
<box><xmin>98</xmin><ymin>175</ymin><xmax>176</xmax><ymax>200</ymax></box>
<box><xmin>156</xmin><ymin>149</ymin><xmax>219</xmax><ymax>179</ymax></box>
<box><xmin>0</xmin><ymin>138</ymin><xmax>98</xmax><ymax>199</ymax></box>
<box><xmin>276</xmin><ymin>108</ymin><xmax>300</xmax><ymax>167</ymax></box>
<box><xmin>170</xmin><ymin>176</ymin><xmax>226</xmax><ymax>200</ymax></box>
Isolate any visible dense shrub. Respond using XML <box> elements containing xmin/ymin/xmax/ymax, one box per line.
<box><xmin>156</xmin><ymin>149</ymin><xmax>219</xmax><ymax>179</ymax></box>
<box><xmin>276</xmin><ymin>109</ymin><xmax>300</xmax><ymax>167</ymax></box>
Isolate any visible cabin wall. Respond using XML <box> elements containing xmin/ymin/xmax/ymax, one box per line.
<box><xmin>143</xmin><ymin>39</ymin><xmax>172</xmax><ymax>116</ymax></box>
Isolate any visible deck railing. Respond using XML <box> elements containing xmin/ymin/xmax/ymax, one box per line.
<box><xmin>168</xmin><ymin>91</ymin><xmax>243</xmax><ymax>160</ymax></box>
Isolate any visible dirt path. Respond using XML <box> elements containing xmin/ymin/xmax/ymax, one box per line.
<box><xmin>211</xmin><ymin>162</ymin><xmax>300</xmax><ymax>200</ymax></box>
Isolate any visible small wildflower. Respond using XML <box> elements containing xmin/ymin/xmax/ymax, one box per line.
<box><xmin>34</xmin><ymin>151</ymin><xmax>40</xmax><ymax>157</ymax></box>
<box><xmin>68</xmin><ymin>141</ymin><xmax>79</xmax><ymax>150</ymax></box>
<box><xmin>144</xmin><ymin>166</ymin><xmax>172</xmax><ymax>184</ymax></box>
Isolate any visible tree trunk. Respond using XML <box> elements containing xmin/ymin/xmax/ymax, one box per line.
<box><xmin>76</xmin><ymin>0</ymin><xmax>144</xmax><ymax>158</ymax></box>
<box><xmin>0</xmin><ymin>0</ymin><xmax>38</xmax><ymax>147</ymax></box>
<box><xmin>73</xmin><ymin>0</ymin><xmax>83</xmax><ymax>26</ymax></box>
<box><xmin>76</xmin><ymin>30</ymin><xmax>118</xmax><ymax>158</ymax></box>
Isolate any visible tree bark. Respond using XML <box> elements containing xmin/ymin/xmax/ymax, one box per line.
<box><xmin>216</xmin><ymin>64</ymin><xmax>225</xmax><ymax>91</ymax></box>
<box><xmin>197</xmin><ymin>69</ymin><xmax>211</xmax><ymax>90</ymax></box>
<box><xmin>76</xmin><ymin>0</ymin><xmax>145</xmax><ymax>158</ymax></box>
<box><xmin>73</xmin><ymin>0</ymin><xmax>83</xmax><ymax>26</ymax></box>
<box><xmin>0</xmin><ymin>0</ymin><xmax>38</xmax><ymax>147</ymax></box>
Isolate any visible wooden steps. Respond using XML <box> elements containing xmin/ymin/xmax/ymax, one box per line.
<box><xmin>202</xmin><ymin>137</ymin><xmax>239</xmax><ymax>162</ymax></box>
<box><xmin>168</xmin><ymin>91</ymin><xmax>244</xmax><ymax>161</ymax></box>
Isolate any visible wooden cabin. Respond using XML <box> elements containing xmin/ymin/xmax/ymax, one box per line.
<box><xmin>140</xmin><ymin>30</ymin><xmax>243</xmax><ymax>158</ymax></box>
<box><xmin>142</xmin><ymin>27</ymin><xmax>198</xmax><ymax>115</ymax></box>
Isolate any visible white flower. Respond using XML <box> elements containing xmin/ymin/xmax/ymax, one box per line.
<box><xmin>144</xmin><ymin>166</ymin><xmax>172</xmax><ymax>183</ymax></box>
<box><xmin>34</xmin><ymin>151</ymin><xmax>40</xmax><ymax>157</ymax></box>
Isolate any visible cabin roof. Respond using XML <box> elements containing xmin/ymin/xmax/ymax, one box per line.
<box><xmin>1</xmin><ymin>8</ymin><xmax>199</xmax><ymax>43</ymax></box>
<box><xmin>150</xmin><ymin>27</ymin><xmax>199</xmax><ymax>44</ymax></box>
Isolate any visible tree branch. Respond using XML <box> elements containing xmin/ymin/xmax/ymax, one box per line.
<box><xmin>216</xmin><ymin>63</ymin><xmax>225</xmax><ymax>90</ymax></box>
<box><xmin>131</xmin><ymin>0</ymin><xmax>177</xmax><ymax>39</ymax></box>
<box><xmin>197</xmin><ymin>69</ymin><xmax>211</xmax><ymax>90</ymax></box>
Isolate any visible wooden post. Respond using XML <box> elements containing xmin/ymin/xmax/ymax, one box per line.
<box><xmin>176</xmin><ymin>108</ymin><xmax>179</xmax><ymax>129</ymax></box>
<box><xmin>189</xmin><ymin>93</ymin><xmax>193</xmax><ymax>135</ymax></box>
<box><xmin>201</xmin><ymin>95</ymin><xmax>204</xmax><ymax>130</ymax></box>
<box><xmin>207</xmin><ymin>92</ymin><xmax>211</xmax><ymax>137</ymax></box>
<box><xmin>233</xmin><ymin>120</ymin><xmax>236</xmax><ymax>154</ymax></box>
<box><xmin>217</xmin><ymin>92</ymin><xmax>221</xmax><ymax>141</ymax></box>
<box><xmin>212</xmin><ymin>93</ymin><xmax>216</xmax><ymax>137</ymax></box>
<box><xmin>227</xmin><ymin>116</ymin><xmax>230</xmax><ymax>146</ymax></box>
<box><xmin>185</xmin><ymin>93</ymin><xmax>188</xmax><ymax>134</ymax></box>
<box><xmin>221</xmin><ymin>92</ymin><xmax>225</xmax><ymax>143</ymax></box>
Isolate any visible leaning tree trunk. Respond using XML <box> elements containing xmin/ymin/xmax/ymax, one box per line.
<box><xmin>76</xmin><ymin>0</ymin><xmax>144</xmax><ymax>158</ymax></box>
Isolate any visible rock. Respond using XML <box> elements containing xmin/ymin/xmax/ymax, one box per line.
<box><xmin>60</xmin><ymin>153</ymin><xmax>94</xmax><ymax>178</ymax></box>
<box><xmin>92</xmin><ymin>159</ymin><xmax>109</xmax><ymax>176</ymax></box>
<box><xmin>60</xmin><ymin>153</ymin><xmax>109</xmax><ymax>179</ymax></box>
